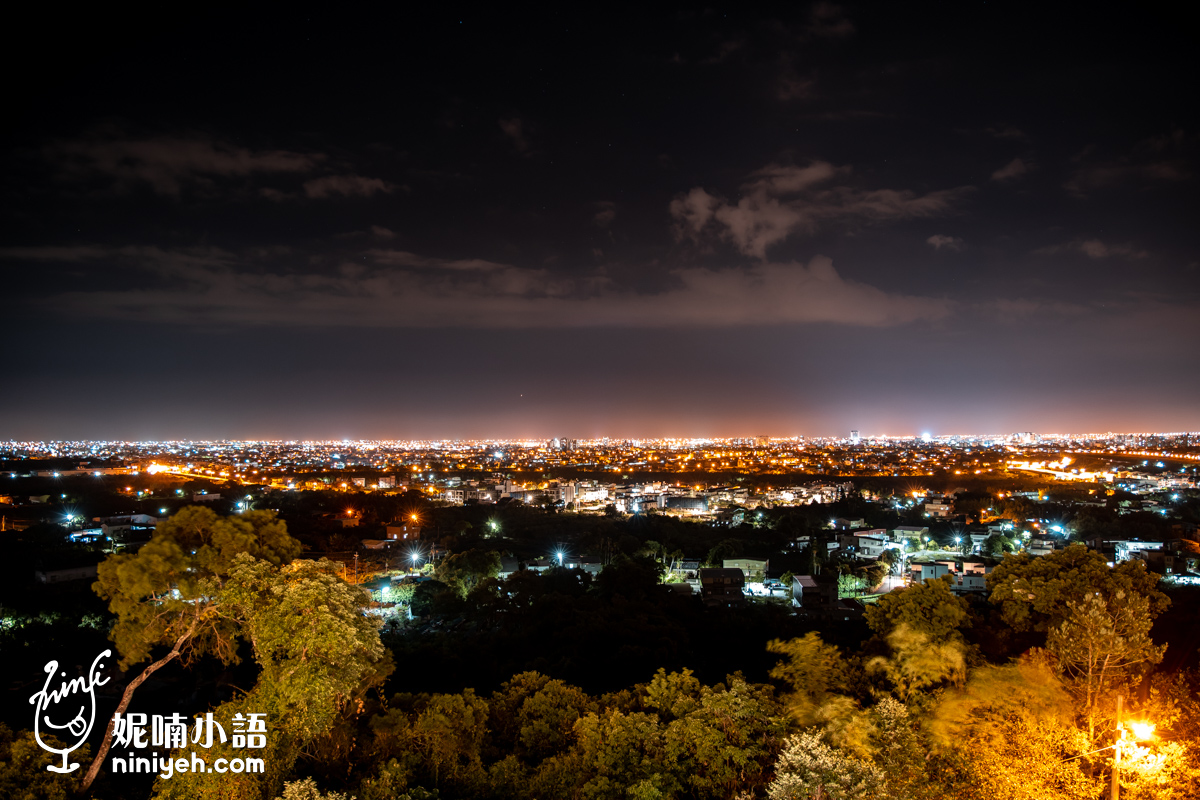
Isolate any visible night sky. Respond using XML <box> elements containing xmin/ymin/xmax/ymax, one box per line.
<box><xmin>2</xmin><ymin>4</ymin><xmax>1197</xmax><ymax>440</ymax></box>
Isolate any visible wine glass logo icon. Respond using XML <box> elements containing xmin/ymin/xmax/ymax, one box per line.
<box><xmin>29</xmin><ymin>650</ymin><xmax>111</xmax><ymax>773</ymax></box>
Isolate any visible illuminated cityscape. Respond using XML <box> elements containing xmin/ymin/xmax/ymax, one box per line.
<box><xmin>2</xmin><ymin>2</ymin><xmax>1198</xmax><ymax>798</ymax></box>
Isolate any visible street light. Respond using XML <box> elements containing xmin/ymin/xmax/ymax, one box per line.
<box><xmin>1112</xmin><ymin>694</ymin><xmax>1156</xmax><ymax>800</ymax></box>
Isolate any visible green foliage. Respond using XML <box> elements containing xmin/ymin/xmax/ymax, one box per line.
<box><xmin>390</xmin><ymin>581</ymin><xmax>416</xmax><ymax>605</ymax></box>
<box><xmin>986</xmin><ymin>543</ymin><xmax>1168</xmax><ymax>634</ymax></box>
<box><xmin>226</xmin><ymin>556</ymin><xmax>391</xmax><ymax>738</ymax></box>
<box><xmin>837</xmin><ymin>573</ymin><xmax>868</xmax><ymax>598</ymax></box>
<box><xmin>94</xmin><ymin>506</ymin><xmax>301</xmax><ymax>669</ymax></box>
<box><xmin>359</xmin><ymin>668</ymin><xmax>787</xmax><ymax>800</ymax></box>
<box><xmin>658</xmin><ymin>674</ymin><xmax>785</xmax><ymax>798</ymax></box>
<box><xmin>866</xmin><ymin>699</ymin><xmax>933</xmax><ymax>800</ymax></box>
<box><xmin>409</xmin><ymin>579</ymin><xmax>460</xmax><ymax>617</ymax></box>
<box><xmin>57</xmin><ymin>502</ymin><xmax>1200</xmax><ymax>800</ymax></box>
<box><xmin>930</xmin><ymin>650</ymin><xmax>1075</xmax><ymax>747</ymax></box>
<box><xmin>490</xmin><ymin>672</ymin><xmax>596</xmax><ymax>763</ymax></box>
<box><xmin>1118</xmin><ymin>673</ymin><xmax>1200</xmax><ymax>800</ymax></box>
<box><xmin>863</xmin><ymin>576</ymin><xmax>970</xmax><ymax>641</ymax></box>
<box><xmin>767</xmin><ymin>731</ymin><xmax>886</xmax><ymax>800</ymax></box>
<box><xmin>767</xmin><ymin>633</ymin><xmax>849</xmax><ymax>713</ymax></box>
<box><xmin>153</xmin><ymin>556</ymin><xmax>392</xmax><ymax>799</ymax></box>
<box><xmin>767</xmin><ymin>635</ymin><xmax>874</xmax><ymax>755</ymax></box>
<box><xmin>276</xmin><ymin>777</ymin><xmax>354</xmax><ymax>800</ymax></box>
<box><xmin>857</xmin><ymin>561</ymin><xmax>888</xmax><ymax>589</ymax></box>
<box><xmin>867</xmin><ymin>625</ymin><xmax>966</xmax><ymax>703</ymax></box>
<box><xmin>878</xmin><ymin>549</ymin><xmax>900</xmax><ymax>570</ymax></box>
<box><xmin>958</xmin><ymin>711</ymin><xmax>1094</xmax><ymax>800</ymax></box>
<box><xmin>0</xmin><ymin>724</ymin><xmax>89</xmax><ymax>800</ymax></box>
<box><xmin>1046</xmin><ymin>590</ymin><xmax>1165</xmax><ymax>722</ymax></box>
<box><xmin>571</xmin><ymin>709</ymin><xmax>674</xmax><ymax>799</ymax></box>
<box><xmin>434</xmin><ymin>549</ymin><xmax>501</xmax><ymax>598</ymax></box>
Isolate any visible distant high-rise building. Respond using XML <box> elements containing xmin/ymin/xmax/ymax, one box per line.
<box><xmin>850</xmin><ymin>430</ymin><xmax>860</xmax><ymax>444</ymax></box>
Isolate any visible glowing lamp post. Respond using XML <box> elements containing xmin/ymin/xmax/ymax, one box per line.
<box><xmin>1111</xmin><ymin>694</ymin><xmax>1155</xmax><ymax>800</ymax></box>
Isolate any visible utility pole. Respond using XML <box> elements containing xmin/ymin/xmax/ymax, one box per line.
<box><xmin>1111</xmin><ymin>694</ymin><xmax>1122</xmax><ymax>800</ymax></box>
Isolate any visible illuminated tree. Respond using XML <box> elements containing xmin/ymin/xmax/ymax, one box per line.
<box><xmin>0</xmin><ymin>724</ymin><xmax>90</xmax><ymax>800</ymax></box>
<box><xmin>868</xmin><ymin>625</ymin><xmax>966</xmax><ymax>704</ymax></box>
<box><xmin>986</xmin><ymin>543</ymin><xmax>1167</xmax><ymax>634</ymax></box>
<box><xmin>488</xmin><ymin>671</ymin><xmax>595</xmax><ymax>764</ymax></box>
<box><xmin>767</xmin><ymin>731</ymin><xmax>886</xmax><ymax>800</ymax></box>
<box><xmin>647</xmin><ymin>670</ymin><xmax>785</xmax><ymax>798</ymax></box>
<box><xmin>864</xmin><ymin>576</ymin><xmax>970</xmax><ymax>641</ymax></box>
<box><xmin>434</xmin><ymin>549</ymin><xmax>501</xmax><ymax>598</ymax></box>
<box><xmin>767</xmin><ymin>634</ymin><xmax>850</xmax><ymax>718</ymax></box>
<box><xmin>1046</xmin><ymin>590</ymin><xmax>1165</xmax><ymax>739</ymax></box>
<box><xmin>153</xmin><ymin>556</ymin><xmax>392</xmax><ymax>799</ymax></box>
<box><xmin>82</xmin><ymin>507</ymin><xmax>301</xmax><ymax>793</ymax></box>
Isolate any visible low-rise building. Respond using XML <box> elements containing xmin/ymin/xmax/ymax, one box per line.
<box><xmin>35</xmin><ymin>565</ymin><xmax>99</xmax><ymax>584</ymax></box>
<box><xmin>791</xmin><ymin>574</ymin><xmax>838</xmax><ymax>610</ymax></box>
<box><xmin>924</xmin><ymin>501</ymin><xmax>954</xmax><ymax>518</ymax></box>
<box><xmin>722</xmin><ymin>558</ymin><xmax>769</xmax><ymax>581</ymax></box>
<box><xmin>952</xmin><ymin>573</ymin><xmax>987</xmax><ymax>594</ymax></box>
<box><xmin>385</xmin><ymin>523</ymin><xmax>421</xmax><ymax>541</ymax></box>
<box><xmin>909</xmin><ymin>562</ymin><xmax>951</xmax><ymax>582</ymax></box>
<box><xmin>100</xmin><ymin>514</ymin><xmax>158</xmax><ymax>545</ymax></box>
<box><xmin>893</xmin><ymin>525</ymin><xmax>929</xmax><ymax>543</ymax></box>
<box><xmin>699</xmin><ymin>568</ymin><xmax>746</xmax><ymax>607</ymax></box>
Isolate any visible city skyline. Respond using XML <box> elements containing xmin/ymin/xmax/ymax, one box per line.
<box><xmin>2</xmin><ymin>4</ymin><xmax>1197</xmax><ymax>440</ymax></box>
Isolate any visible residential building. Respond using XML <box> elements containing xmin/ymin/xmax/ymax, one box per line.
<box><xmin>699</xmin><ymin>568</ymin><xmax>746</xmax><ymax>607</ymax></box>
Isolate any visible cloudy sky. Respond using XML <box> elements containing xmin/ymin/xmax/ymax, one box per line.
<box><xmin>2</xmin><ymin>4</ymin><xmax>1196</xmax><ymax>440</ymax></box>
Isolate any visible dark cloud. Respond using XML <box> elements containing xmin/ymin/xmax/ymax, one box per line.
<box><xmin>986</xmin><ymin>126</ymin><xmax>1029</xmax><ymax>142</ymax></box>
<box><xmin>990</xmin><ymin>157</ymin><xmax>1029</xmax><ymax>182</ymax></box>
<box><xmin>1064</xmin><ymin>133</ymin><xmax>1191</xmax><ymax>196</ymax></box>
<box><xmin>4</xmin><ymin>245</ymin><xmax>949</xmax><ymax>329</ymax></box>
<box><xmin>777</xmin><ymin>71</ymin><xmax>817</xmax><ymax>101</ymax></box>
<box><xmin>43</xmin><ymin>133</ymin><xmax>321</xmax><ymax>196</ymax></box>
<box><xmin>1034</xmin><ymin>239</ymin><xmax>1149</xmax><ymax>260</ymax></box>
<box><xmin>805</xmin><ymin>2</ymin><xmax>855</xmax><ymax>39</ymax></box>
<box><xmin>498</xmin><ymin>116</ymin><xmax>531</xmax><ymax>154</ymax></box>
<box><xmin>592</xmin><ymin>201</ymin><xmax>617</xmax><ymax>227</ymax></box>
<box><xmin>671</xmin><ymin>162</ymin><xmax>972</xmax><ymax>259</ymax></box>
<box><xmin>302</xmin><ymin>174</ymin><xmax>394</xmax><ymax>198</ymax></box>
<box><xmin>926</xmin><ymin>235</ymin><xmax>964</xmax><ymax>252</ymax></box>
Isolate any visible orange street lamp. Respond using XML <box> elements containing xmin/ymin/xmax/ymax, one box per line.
<box><xmin>1111</xmin><ymin>694</ymin><xmax>1155</xmax><ymax>800</ymax></box>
